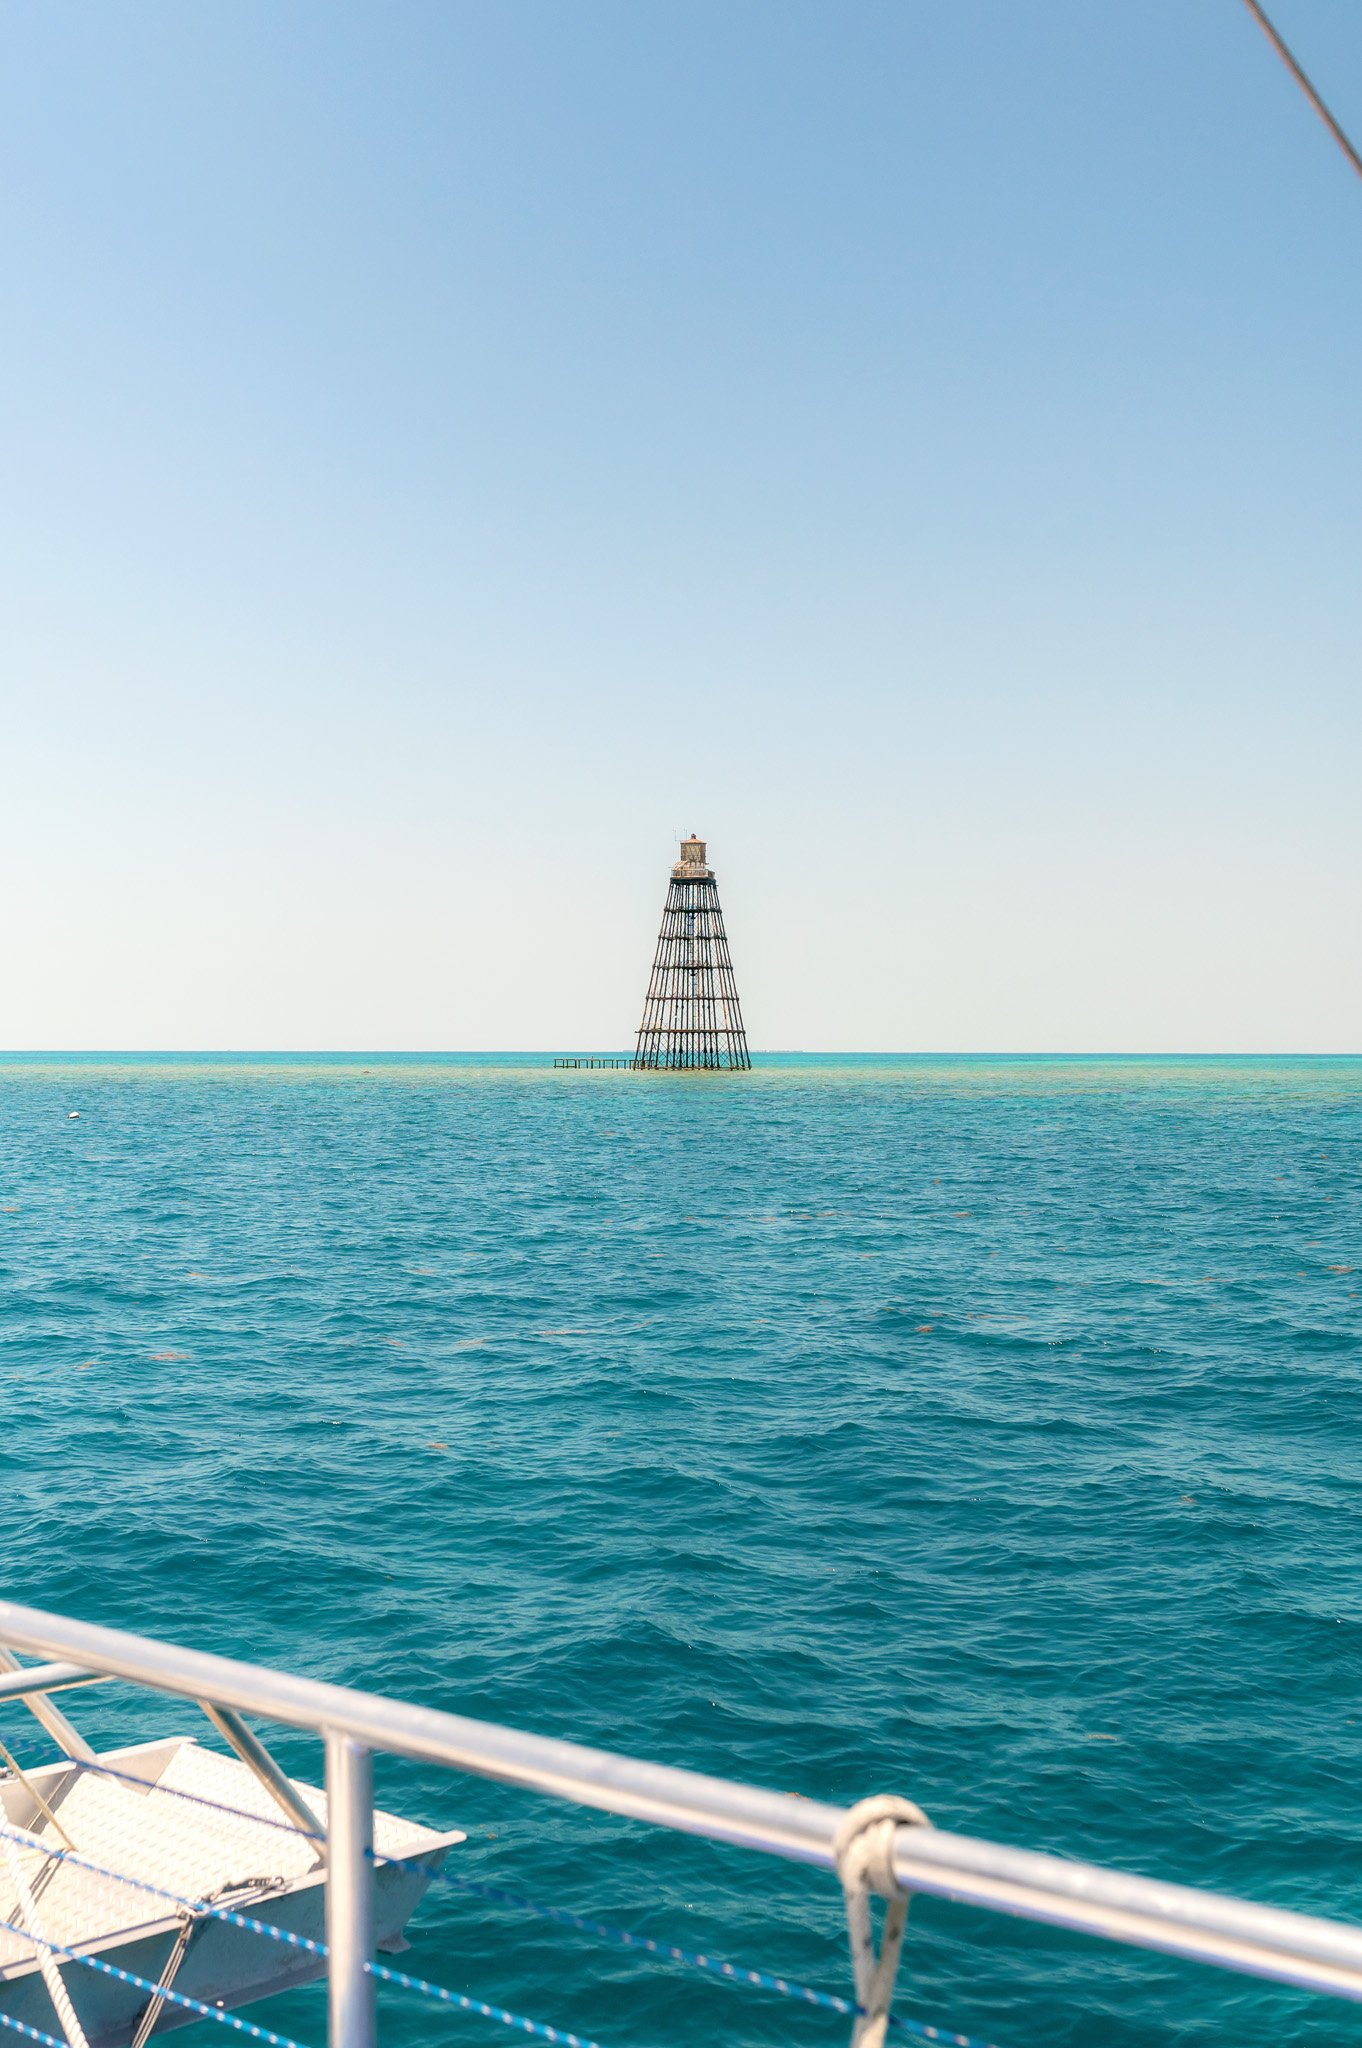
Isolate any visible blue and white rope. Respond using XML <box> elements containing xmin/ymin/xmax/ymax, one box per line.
<box><xmin>0</xmin><ymin>1820</ymin><xmax>328</xmax><ymax>1958</ymax></box>
<box><xmin>0</xmin><ymin>2015</ymin><xmax>71</xmax><ymax>2048</ymax></box>
<box><xmin>0</xmin><ymin>1829</ymin><xmax>597</xmax><ymax>2048</ymax></box>
<box><xmin>371</xmin><ymin>1962</ymin><xmax>607</xmax><ymax>2048</ymax></box>
<box><xmin>381</xmin><ymin>1850</ymin><xmax>1000</xmax><ymax>2048</ymax></box>
<box><xmin>6</xmin><ymin>1761</ymin><xmax>1001</xmax><ymax>2048</ymax></box>
<box><xmin>0</xmin><ymin>1910</ymin><xmax>306</xmax><ymax>2048</ymax></box>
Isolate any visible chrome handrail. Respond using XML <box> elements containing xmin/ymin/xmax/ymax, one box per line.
<box><xmin>0</xmin><ymin>1664</ymin><xmax>109</xmax><ymax>1703</ymax></box>
<box><xmin>2</xmin><ymin>1598</ymin><xmax>1359</xmax><ymax>2046</ymax></box>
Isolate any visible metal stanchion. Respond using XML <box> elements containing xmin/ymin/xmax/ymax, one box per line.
<box><xmin>325</xmin><ymin>1733</ymin><xmax>375</xmax><ymax>2048</ymax></box>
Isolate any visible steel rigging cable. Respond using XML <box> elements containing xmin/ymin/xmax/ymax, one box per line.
<box><xmin>1239</xmin><ymin>0</ymin><xmax>1362</xmax><ymax>185</ymax></box>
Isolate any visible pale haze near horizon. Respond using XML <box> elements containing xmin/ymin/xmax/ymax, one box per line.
<box><xmin>2</xmin><ymin>1</ymin><xmax>1359</xmax><ymax>1054</ymax></box>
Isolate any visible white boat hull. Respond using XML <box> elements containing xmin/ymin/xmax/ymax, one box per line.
<box><xmin>0</xmin><ymin>1736</ymin><xmax>461</xmax><ymax>2048</ymax></box>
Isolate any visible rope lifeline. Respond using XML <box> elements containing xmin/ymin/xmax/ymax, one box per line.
<box><xmin>0</xmin><ymin>2018</ymin><xmax>72</xmax><ymax>2048</ymax></box>
<box><xmin>0</xmin><ymin>1909</ymin><xmax>306</xmax><ymax>2048</ymax></box>
<box><xmin>371</xmin><ymin>1960</ymin><xmax>608</xmax><ymax>2048</ymax></box>
<box><xmin>379</xmin><ymin>1843</ymin><xmax>999</xmax><ymax>2047</ymax></box>
<box><xmin>0</xmin><ymin>1819</ymin><xmax>329</xmax><ymax>1962</ymax></box>
<box><xmin>2</xmin><ymin>1834</ymin><xmax>90</xmax><ymax>2048</ymax></box>
<box><xmin>0</xmin><ymin>1824</ymin><xmax>604</xmax><ymax>2048</ymax></box>
<box><xmin>2</xmin><ymin>1762</ymin><xmax>1002</xmax><ymax>2048</ymax></box>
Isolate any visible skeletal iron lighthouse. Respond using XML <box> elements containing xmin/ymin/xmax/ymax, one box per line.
<box><xmin>633</xmin><ymin>836</ymin><xmax>751</xmax><ymax>1070</ymax></box>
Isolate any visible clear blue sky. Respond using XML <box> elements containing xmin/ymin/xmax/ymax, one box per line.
<box><xmin>2</xmin><ymin>1</ymin><xmax>1358</xmax><ymax>1050</ymax></box>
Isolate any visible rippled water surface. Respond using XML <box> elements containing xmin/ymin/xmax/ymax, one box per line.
<box><xmin>1</xmin><ymin>1054</ymin><xmax>1360</xmax><ymax>2048</ymax></box>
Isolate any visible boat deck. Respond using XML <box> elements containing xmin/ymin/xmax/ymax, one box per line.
<box><xmin>0</xmin><ymin>1736</ymin><xmax>461</xmax><ymax>2046</ymax></box>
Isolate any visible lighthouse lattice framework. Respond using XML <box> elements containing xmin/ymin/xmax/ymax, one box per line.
<box><xmin>633</xmin><ymin>836</ymin><xmax>751</xmax><ymax>1071</ymax></box>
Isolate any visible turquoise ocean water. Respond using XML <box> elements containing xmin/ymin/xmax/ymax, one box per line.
<box><xmin>1</xmin><ymin>1053</ymin><xmax>1360</xmax><ymax>2048</ymax></box>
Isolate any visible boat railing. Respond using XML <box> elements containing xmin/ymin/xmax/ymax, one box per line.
<box><xmin>2</xmin><ymin>1598</ymin><xmax>1361</xmax><ymax>2047</ymax></box>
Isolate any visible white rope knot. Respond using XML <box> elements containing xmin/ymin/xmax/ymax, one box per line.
<box><xmin>833</xmin><ymin>1795</ymin><xmax>932</xmax><ymax>2048</ymax></box>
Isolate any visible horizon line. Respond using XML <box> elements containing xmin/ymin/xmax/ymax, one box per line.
<box><xmin>0</xmin><ymin>1048</ymin><xmax>1358</xmax><ymax>1062</ymax></box>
